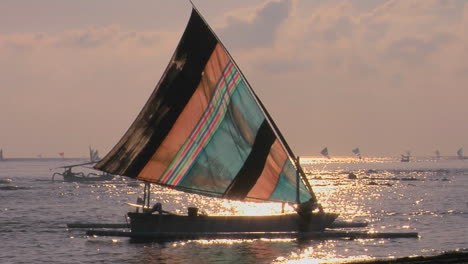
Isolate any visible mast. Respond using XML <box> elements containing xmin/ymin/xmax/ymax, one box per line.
<box><xmin>142</xmin><ymin>182</ymin><xmax>151</xmax><ymax>210</ymax></box>
<box><xmin>188</xmin><ymin>3</ymin><xmax>316</xmax><ymax>200</ymax></box>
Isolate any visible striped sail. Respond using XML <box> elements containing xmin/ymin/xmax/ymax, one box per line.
<box><xmin>320</xmin><ymin>147</ymin><xmax>330</xmax><ymax>159</ymax></box>
<box><xmin>352</xmin><ymin>147</ymin><xmax>361</xmax><ymax>159</ymax></box>
<box><xmin>95</xmin><ymin>9</ymin><xmax>313</xmax><ymax>204</ymax></box>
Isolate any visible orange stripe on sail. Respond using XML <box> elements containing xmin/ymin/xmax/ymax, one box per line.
<box><xmin>137</xmin><ymin>44</ymin><xmax>230</xmax><ymax>183</ymax></box>
<box><xmin>246</xmin><ymin>139</ymin><xmax>287</xmax><ymax>200</ymax></box>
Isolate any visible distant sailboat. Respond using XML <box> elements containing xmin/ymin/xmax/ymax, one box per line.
<box><xmin>352</xmin><ymin>147</ymin><xmax>361</xmax><ymax>159</ymax></box>
<box><xmin>320</xmin><ymin>147</ymin><xmax>330</xmax><ymax>159</ymax></box>
<box><xmin>52</xmin><ymin>162</ymin><xmax>114</xmax><ymax>182</ymax></box>
<box><xmin>89</xmin><ymin>147</ymin><xmax>100</xmax><ymax>162</ymax></box>
<box><xmin>457</xmin><ymin>148</ymin><xmax>464</xmax><ymax>159</ymax></box>
<box><xmin>51</xmin><ymin>148</ymin><xmax>111</xmax><ymax>182</ymax></box>
<box><xmin>401</xmin><ymin>151</ymin><xmax>411</xmax><ymax>162</ymax></box>
<box><xmin>435</xmin><ymin>150</ymin><xmax>441</xmax><ymax>160</ymax></box>
<box><xmin>0</xmin><ymin>149</ymin><xmax>4</xmax><ymax>161</ymax></box>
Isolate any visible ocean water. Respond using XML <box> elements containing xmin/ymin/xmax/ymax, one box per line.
<box><xmin>0</xmin><ymin>157</ymin><xmax>467</xmax><ymax>264</ymax></box>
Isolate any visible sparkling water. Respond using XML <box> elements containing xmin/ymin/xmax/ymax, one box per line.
<box><xmin>1</xmin><ymin>157</ymin><xmax>467</xmax><ymax>263</ymax></box>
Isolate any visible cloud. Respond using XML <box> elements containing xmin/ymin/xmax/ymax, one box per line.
<box><xmin>2</xmin><ymin>0</ymin><xmax>468</xmax><ymax>156</ymax></box>
<box><xmin>384</xmin><ymin>33</ymin><xmax>457</xmax><ymax>65</ymax></box>
<box><xmin>0</xmin><ymin>26</ymin><xmax>180</xmax><ymax>156</ymax></box>
<box><xmin>219</xmin><ymin>0</ymin><xmax>292</xmax><ymax>49</ymax></box>
<box><xmin>0</xmin><ymin>26</ymin><xmax>170</xmax><ymax>52</ymax></box>
<box><xmin>226</xmin><ymin>0</ymin><xmax>468</xmax><ymax>155</ymax></box>
<box><xmin>245</xmin><ymin>0</ymin><xmax>468</xmax><ymax>79</ymax></box>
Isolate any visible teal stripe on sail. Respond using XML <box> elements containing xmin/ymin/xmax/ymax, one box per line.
<box><xmin>268</xmin><ymin>160</ymin><xmax>312</xmax><ymax>203</ymax></box>
<box><xmin>179</xmin><ymin>78</ymin><xmax>266</xmax><ymax>193</ymax></box>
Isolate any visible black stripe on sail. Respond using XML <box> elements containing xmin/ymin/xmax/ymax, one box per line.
<box><xmin>224</xmin><ymin>120</ymin><xmax>276</xmax><ymax>200</ymax></box>
<box><xmin>95</xmin><ymin>9</ymin><xmax>218</xmax><ymax>177</ymax></box>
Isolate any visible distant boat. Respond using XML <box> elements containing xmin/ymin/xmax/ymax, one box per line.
<box><xmin>435</xmin><ymin>150</ymin><xmax>441</xmax><ymax>160</ymax></box>
<box><xmin>52</xmin><ymin>161</ymin><xmax>114</xmax><ymax>182</ymax></box>
<box><xmin>0</xmin><ymin>149</ymin><xmax>3</xmax><ymax>161</ymax></box>
<box><xmin>352</xmin><ymin>147</ymin><xmax>361</xmax><ymax>159</ymax></box>
<box><xmin>456</xmin><ymin>148</ymin><xmax>468</xmax><ymax>160</ymax></box>
<box><xmin>321</xmin><ymin>147</ymin><xmax>331</xmax><ymax>159</ymax></box>
<box><xmin>51</xmin><ymin>148</ymin><xmax>111</xmax><ymax>182</ymax></box>
<box><xmin>457</xmin><ymin>148</ymin><xmax>464</xmax><ymax>159</ymax></box>
<box><xmin>89</xmin><ymin>147</ymin><xmax>100</xmax><ymax>162</ymax></box>
<box><xmin>401</xmin><ymin>151</ymin><xmax>411</xmax><ymax>162</ymax></box>
<box><xmin>93</xmin><ymin>6</ymin><xmax>337</xmax><ymax>239</ymax></box>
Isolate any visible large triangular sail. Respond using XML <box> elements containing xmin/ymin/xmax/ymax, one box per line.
<box><xmin>95</xmin><ymin>8</ymin><xmax>313</xmax><ymax>204</ymax></box>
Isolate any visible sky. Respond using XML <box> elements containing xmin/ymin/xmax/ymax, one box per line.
<box><xmin>1</xmin><ymin>0</ymin><xmax>467</xmax><ymax>158</ymax></box>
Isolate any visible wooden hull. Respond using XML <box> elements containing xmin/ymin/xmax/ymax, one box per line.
<box><xmin>128</xmin><ymin>212</ymin><xmax>338</xmax><ymax>234</ymax></box>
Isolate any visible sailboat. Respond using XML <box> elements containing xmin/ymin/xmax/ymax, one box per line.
<box><xmin>320</xmin><ymin>147</ymin><xmax>330</xmax><ymax>159</ymax></box>
<box><xmin>89</xmin><ymin>146</ymin><xmax>100</xmax><ymax>162</ymax></box>
<box><xmin>457</xmin><ymin>148</ymin><xmax>465</xmax><ymax>159</ymax></box>
<box><xmin>0</xmin><ymin>149</ymin><xmax>3</xmax><ymax>161</ymax></box>
<box><xmin>352</xmin><ymin>147</ymin><xmax>361</xmax><ymax>159</ymax></box>
<box><xmin>51</xmin><ymin>147</ymin><xmax>112</xmax><ymax>182</ymax></box>
<box><xmin>94</xmin><ymin>6</ymin><xmax>337</xmax><ymax>237</ymax></box>
<box><xmin>401</xmin><ymin>151</ymin><xmax>411</xmax><ymax>162</ymax></box>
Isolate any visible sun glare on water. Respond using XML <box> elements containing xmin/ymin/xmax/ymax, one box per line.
<box><xmin>219</xmin><ymin>200</ymin><xmax>296</xmax><ymax>216</ymax></box>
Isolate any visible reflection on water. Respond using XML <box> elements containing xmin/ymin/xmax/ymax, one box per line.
<box><xmin>0</xmin><ymin>157</ymin><xmax>467</xmax><ymax>263</ymax></box>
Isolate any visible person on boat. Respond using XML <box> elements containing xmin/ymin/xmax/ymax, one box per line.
<box><xmin>150</xmin><ymin>202</ymin><xmax>163</xmax><ymax>214</ymax></box>
<box><xmin>63</xmin><ymin>168</ymin><xmax>73</xmax><ymax>178</ymax></box>
<box><xmin>135</xmin><ymin>197</ymin><xmax>144</xmax><ymax>213</ymax></box>
<box><xmin>296</xmin><ymin>196</ymin><xmax>324</xmax><ymax>216</ymax></box>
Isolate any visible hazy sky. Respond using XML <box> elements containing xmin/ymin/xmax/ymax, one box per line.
<box><xmin>1</xmin><ymin>0</ymin><xmax>467</xmax><ymax>158</ymax></box>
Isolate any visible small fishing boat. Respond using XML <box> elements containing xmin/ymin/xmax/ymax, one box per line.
<box><xmin>401</xmin><ymin>151</ymin><xmax>411</xmax><ymax>162</ymax></box>
<box><xmin>401</xmin><ymin>155</ymin><xmax>410</xmax><ymax>162</ymax></box>
<box><xmin>457</xmin><ymin>148</ymin><xmax>467</xmax><ymax>159</ymax></box>
<box><xmin>352</xmin><ymin>147</ymin><xmax>362</xmax><ymax>159</ymax></box>
<box><xmin>93</xmin><ymin>5</ymin><xmax>337</xmax><ymax>240</ymax></box>
<box><xmin>52</xmin><ymin>147</ymin><xmax>113</xmax><ymax>182</ymax></box>
<box><xmin>52</xmin><ymin>161</ymin><xmax>114</xmax><ymax>182</ymax></box>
